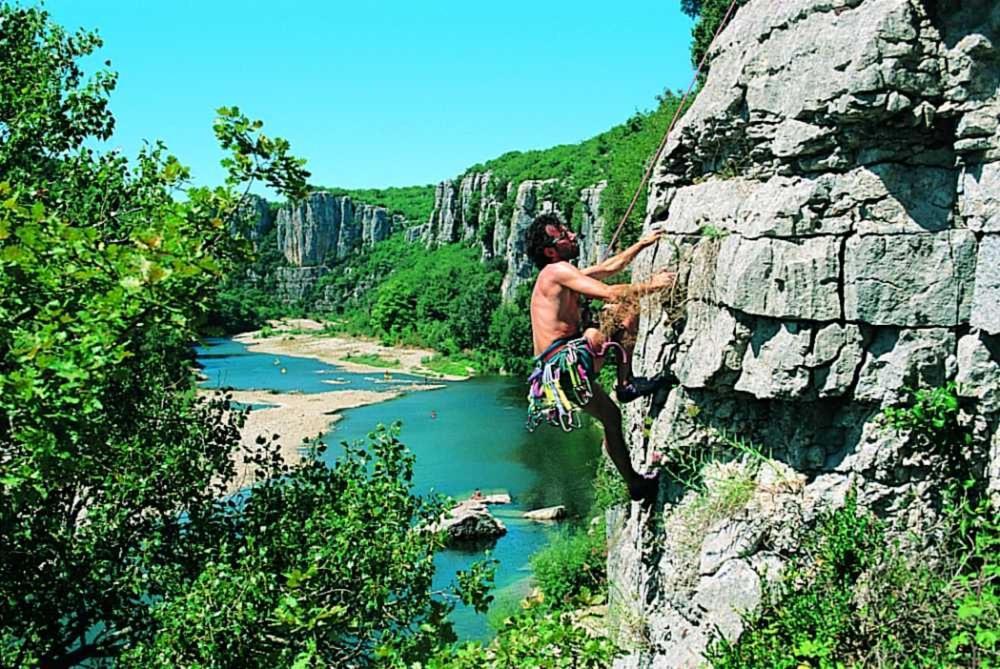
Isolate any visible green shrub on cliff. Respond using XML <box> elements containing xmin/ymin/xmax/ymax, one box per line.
<box><xmin>708</xmin><ymin>491</ymin><xmax>999</xmax><ymax>669</ymax></box>
<box><xmin>531</xmin><ymin>527</ymin><xmax>608</xmax><ymax>606</ymax></box>
<box><xmin>707</xmin><ymin>384</ymin><xmax>999</xmax><ymax>668</ymax></box>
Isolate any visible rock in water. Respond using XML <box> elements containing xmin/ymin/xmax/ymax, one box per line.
<box><xmin>433</xmin><ymin>504</ymin><xmax>507</xmax><ymax>544</ymax></box>
<box><xmin>523</xmin><ymin>505</ymin><xmax>567</xmax><ymax>521</ymax></box>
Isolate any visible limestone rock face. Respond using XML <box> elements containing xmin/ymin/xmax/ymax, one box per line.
<box><xmin>272</xmin><ymin>267</ymin><xmax>328</xmax><ymax>305</ymax></box>
<box><xmin>501</xmin><ymin>180</ymin><xmax>559</xmax><ymax>301</ymax></box>
<box><xmin>405</xmin><ymin>224</ymin><xmax>429</xmax><ymax>243</ymax></box>
<box><xmin>579</xmin><ymin>182</ymin><xmax>609</xmax><ymax>267</ymax></box>
<box><xmin>424</xmin><ymin>180</ymin><xmax>461</xmax><ymax>246</ymax></box>
<box><xmin>232</xmin><ymin>194</ymin><xmax>274</xmax><ymax>241</ymax></box>
<box><xmin>276</xmin><ymin>192</ymin><xmax>393</xmax><ymax>266</ymax></box>
<box><xmin>421</xmin><ymin>173</ymin><xmax>612</xmax><ymax>299</ymax></box>
<box><xmin>612</xmin><ymin>2</ymin><xmax>1000</xmax><ymax>667</ymax></box>
<box><xmin>422</xmin><ymin>171</ymin><xmax>494</xmax><ymax>251</ymax></box>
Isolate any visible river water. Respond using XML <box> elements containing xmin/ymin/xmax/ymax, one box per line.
<box><xmin>197</xmin><ymin>338</ymin><xmax>601</xmax><ymax>640</ymax></box>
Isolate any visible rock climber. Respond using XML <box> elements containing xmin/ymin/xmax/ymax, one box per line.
<box><xmin>525</xmin><ymin>212</ymin><xmax>675</xmax><ymax>506</ymax></box>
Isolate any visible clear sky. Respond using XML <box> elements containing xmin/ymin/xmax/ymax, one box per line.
<box><xmin>39</xmin><ymin>1</ymin><xmax>696</xmax><ymax>190</ymax></box>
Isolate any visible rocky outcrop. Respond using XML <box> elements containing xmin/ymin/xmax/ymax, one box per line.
<box><xmin>423</xmin><ymin>179</ymin><xmax>461</xmax><ymax>246</ymax></box>
<box><xmin>276</xmin><ymin>192</ymin><xmax>394</xmax><ymax>266</ymax></box>
<box><xmin>523</xmin><ymin>505</ymin><xmax>567</xmax><ymax>521</ymax></box>
<box><xmin>421</xmin><ymin>172</ymin><xmax>613</xmax><ymax>299</ymax></box>
<box><xmin>273</xmin><ymin>266</ymin><xmax>328</xmax><ymax>305</ymax></box>
<box><xmin>405</xmin><ymin>224</ymin><xmax>429</xmax><ymax>243</ymax></box>
<box><xmin>500</xmin><ymin>180</ymin><xmax>560</xmax><ymax>301</ymax></box>
<box><xmin>609</xmin><ymin>1</ymin><xmax>1000</xmax><ymax>667</ymax></box>
<box><xmin>423</xmin><ymin>171</ymin><xmax>494</xmax><ymax>248</ymax></box>
<box><xmin>433</xmin><ymin>499</ymin><xmax>508</xmax><ymax>544</ymax></box>
<box><xmin>578</xmin><ymin>182</ymin><xmax>610</xmax><ymax>267</ymax></box>
<box><xmin>232</xmin><ymin>194</ymin><xmax>274</xmax><ymax>241</ymax></box>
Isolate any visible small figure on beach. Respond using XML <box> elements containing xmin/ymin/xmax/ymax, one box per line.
<box><xmin>471</xmin><ymin>488</ymin><xmax>484</xmax><ymax>501</ymax></box>
<box><xmin>383</xmin><ymin>369</ymin><xmax>392</xmax><ymax>381</ymax></box>
<box><xmin>524</xmin><ymin>212</ymin><xmax>676</xmax><ymax>507</ymax></box>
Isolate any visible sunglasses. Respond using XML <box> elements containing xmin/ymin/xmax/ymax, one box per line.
<box><xmin>548</xmin><ymin>228</ymin><xmax>574</xmax><ymax>246</ymax></box>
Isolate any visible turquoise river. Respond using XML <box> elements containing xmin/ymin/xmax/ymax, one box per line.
<box><xmin>196</xmin><ymin>338</ymin><xmax>601</xmax><ymax>640</ymax></box>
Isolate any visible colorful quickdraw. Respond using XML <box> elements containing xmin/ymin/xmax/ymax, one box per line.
<box><xmin>526</xmin><ymin>337</ymin><xmax>625</xmax><ymax>433</ymax></box>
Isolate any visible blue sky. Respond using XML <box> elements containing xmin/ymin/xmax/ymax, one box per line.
<box><xmin>40</xmin><ymin>1</ymin><xmax>696</xmax><ymax>190</ymax></box>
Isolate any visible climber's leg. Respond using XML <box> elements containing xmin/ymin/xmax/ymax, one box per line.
<box><xmin>581</xmin><ymin>382</ymin><xmax>659</xmax><ymax>505</ymax></box>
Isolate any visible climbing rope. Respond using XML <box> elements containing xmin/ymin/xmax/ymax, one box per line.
<box><xmin>603</xmin><ymin>0</ymin><xmax>744</xmax><ymax>258</ymax></box>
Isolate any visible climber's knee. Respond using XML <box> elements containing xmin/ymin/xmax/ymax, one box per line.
<box><xmin>583</xmin><ymin>328</ymin><xmax>606</xmax><ymax>373</ymax></box>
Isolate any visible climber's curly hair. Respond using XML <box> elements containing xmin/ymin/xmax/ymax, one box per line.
<box><xmin>525</xmin><ymin>212</ymin><xmax>565</xmax><ymax>270</ymax></box>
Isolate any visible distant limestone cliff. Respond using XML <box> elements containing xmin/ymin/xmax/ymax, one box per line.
<box><xmin>252</xmin><ymin>176</ymin><xmax>609</xmax><ymax>306</ymax></box>
<box><xmin>417</xmin><ymin>172</ymin><xmax>610</xmax><ymax>300</ymax></box>
<box><xmin>276</xmin><ymin>192</ymin><xmax>395</xmax><ymax>266</ymax></box>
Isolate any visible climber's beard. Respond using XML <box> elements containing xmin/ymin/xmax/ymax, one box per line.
<box><xmin>558</xmin><ymin>239</ymin><xmax>580</xmax><ymax>262</ymax></box>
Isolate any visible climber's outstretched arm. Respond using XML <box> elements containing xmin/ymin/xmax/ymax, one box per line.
<box><xmin>549</xmin><ymin>262</ymin><xmax>675</xmax><ymax>303</ymax></box>
<box><xmin>581</xmin><ymin>229</ymin><xmax>663</xmax><ymax>280</ymax></box>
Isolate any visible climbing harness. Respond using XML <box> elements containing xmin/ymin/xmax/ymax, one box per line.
<box><xmin>603</xmin><ymin>0</ymin><xmax>744</xmax><ymax>259</ymax></box>
<box><xmin>526</xmin><ymin>336</ymin><xmax>627</xmax><ymax>433</ymax></box>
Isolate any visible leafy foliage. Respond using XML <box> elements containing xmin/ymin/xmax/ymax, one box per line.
<box><xmin>204</xmin><ymin>225</ymin><xmax>291</xmax><ymax>334</ymax></box>
<box><xmin>427</xmin><ymin>596</ymin><xmax>620</xmax><ymax>669</ymax></box>
<box><xmin>708</xmin><ymin>491</ymin><xmax>1000</xmax><ymax>669</ymax></box>
<box><xmin>319</xmin><ymin>184</ymin><xmax>436</xmax><ymax>226</ymax></box>
<box><xmin>120</xmin><ymin>426</ymin><xmax>494</xmax><ymax>668</ymax></box>
<box><xmin>531</xmin><ymin>526</ymin><xmax>608</xmax><ymax>606</ymax></box>
<box><xmin>707</xmin><ymin>384</ymin><xmax>999</xmax><ymax>669</ymax></box>
<box><xmin>707</xmin><ymin>496</ymin><xmax>890</xmax><ymax>669</ymax></box>
<box><xmin>484</xmin><ymin>283</ymin><xmax>534</xmax><ymax>375</ymax></box>
<box><xmin>368</xmin><ymin>244</ymin><xmax>503</xmax><ymax>353</ymax></box>
<box><xmin>884</xmin><ymin>382</ymin><xmax>975</xmax><ymax>474</ymax></box>
<box><xmin>0</xmin><ymin>8</ymin><xmax>495</xmax><ymax>666</ymax></box>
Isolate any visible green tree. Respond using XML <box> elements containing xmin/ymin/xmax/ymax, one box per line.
<box><xmin>487</xmin><ymin>284</ymin><xmax>534</xmax><ymax>375</ymax></box>
<box><xmin>0</xmin><ymin>7</ymin><xmax>490</xmax><ymax>666</ymax></box>
<box><xmin>373</xmin><ymin>276</ymin><xmax>419</xmax><ymax>338</ymax></box>
<box><xmin>121</xmin><ymin>426</ymin><xmax>495</xmax><ymax>668</ymax></box>
<box><xmin>687</xmin><ymin>0</ymin><xmax>750</xmax><ymax>72</ymax></box>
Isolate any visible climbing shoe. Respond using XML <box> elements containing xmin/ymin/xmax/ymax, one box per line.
<box><xmin>629</xmin><ymin>470</ymin><xmax>661</xmax><ymax>508</ymax></box>
<box><xmin>615</xmin><ymin>370</ymin><xmax>676</xmax><ymax>404</ymax></box>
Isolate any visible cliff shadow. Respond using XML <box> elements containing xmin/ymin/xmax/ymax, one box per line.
<box><xmin>928</xmin><ymin>0</ymin><xmax>1000</xmax><ymax>99</ymax></box>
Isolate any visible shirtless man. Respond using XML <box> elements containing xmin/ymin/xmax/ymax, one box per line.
<box><xmin>525</xmin><ymin>212</ymin><xmax>674</xmax><ymax>505</ymax></box>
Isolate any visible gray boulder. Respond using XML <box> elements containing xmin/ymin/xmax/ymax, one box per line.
<box><xmin>434</xmin><ymin>503</ymin><xmax>507</xmax><ymax>543</ymax></box>
<box><xmin>523</xmin><ymin>505</ymin><xmax>567</xmax><ymax>521</ymax></box>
